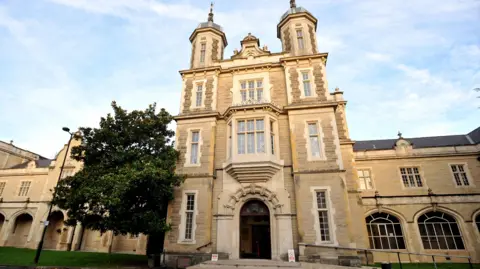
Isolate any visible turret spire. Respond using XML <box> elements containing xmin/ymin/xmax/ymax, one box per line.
<box><xmin>290</xmin><ymin>0</ymin><xmax>296</xmax><ymax>8</ymax></box>
<box><xmin>208</xmin><ymin>2</ymin><xmax>214</xmax><ymax>22</ymax></box>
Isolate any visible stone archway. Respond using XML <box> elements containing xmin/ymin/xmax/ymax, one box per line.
<box><xmin>240</xmin><ymin>200</ymin><xmax>271</xmax><ymax>259</ymax></box>
<box><xmin>8</xmin><ymin>213</ymin><xmax>33</xmax><ymax>247</ymax></box>
<box><xmin>44</xmin><ymin>211</ymin><xmax>65</xmax><ymax>250</ymax></box>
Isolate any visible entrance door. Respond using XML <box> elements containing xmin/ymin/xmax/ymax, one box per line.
<box><xmin>240</xmin><ymin>200</ymin><xmax>271</xmax><ymax>259</ymax></box>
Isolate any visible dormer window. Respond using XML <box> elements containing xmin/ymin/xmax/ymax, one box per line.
<box><xmin>200</xmin><ymin>43</ymin><xmax>206</xmax><ymax>63</ymax></box>
<box><xmin>296</xmin><ymin>29</ymin><xmax>305</xmax><ymax>50</ymax></box>
<box><xmin>240</xmin><ymin>79</ymin><xmax>264</xmax><ymax>102</ymax></box>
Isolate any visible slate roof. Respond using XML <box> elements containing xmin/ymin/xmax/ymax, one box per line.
<box><xmin>5</xmin><ymin>158</ymin><xmax>52</xmax><ymax>169</ymax></box>
<box><xmin>354</xmin><ymin>127</ymin><xmax>480</xmax><ymax>151</ymax></box>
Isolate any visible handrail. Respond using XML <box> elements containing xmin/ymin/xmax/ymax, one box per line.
<box><xmin>301</xmin><ymin>243</ymin><xmax>472</xmax><ymax>259</ymax></box>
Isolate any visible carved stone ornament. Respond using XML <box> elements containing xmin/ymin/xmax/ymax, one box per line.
<box><xmin>223</xmin><ymin>184</ymin><xmax>283</xmax><ymax>214</ymax></box>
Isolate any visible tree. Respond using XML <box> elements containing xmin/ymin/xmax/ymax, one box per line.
<box><xmin>52</xmin><ymin>102</ymin><xmax>183</xmax><ymax>238</ymax></box>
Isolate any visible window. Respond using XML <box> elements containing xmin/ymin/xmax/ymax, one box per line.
<box><xmin>237</xmin><ymin>119</ymin><xmax>265</xmax><ymax>154</ymax></box>
<box><xmin>18</xmin><ymin>181</ymin><xmax>31</xmax><ymax>197</ymax></box>
<box><xmin>357</xmin><ymin>169</ymin><xmax>373</xmax><ymax>190</ymax></box>
<box><xmin>200</xmin><ymin>43</ymin><xmax>206</xmax><ymax>63</ymax></box>
<box><xmin>400</xmin><ymin>167</ymin><xmax>423</xmax><ymax>188</ymax></box>
<box><xmin>302</xmin><ymin>72</ymin><xmax>312</xmax><ymax>97</ymax></box>
<box><xmin>240</xmin><ymin>80</ymin><xmax>263</xmax><ymax>102</ymax></box>
<box><xmin>60</xmin><ymin>170</ymin><xmax>74</xmax><ymax>179</ymax></box>
<box><xmin>418</xmin><ymin>211</ymin><xmax>465</xmax><ymax>250</ymax></box>
<box><xmin>270</xmin><ymin>121</ymin><xmax>275</xmax><ymax>155</ymax></box>
<box><xmin>195</xmin><ymin>84</ymin><xmax>203</xmax><ymax>107</ymax></box>
<box><xmin>308</xmin><ymin>122</ymin><xmax>322</xmax><ymax>158</ymax></box>
<box><xmin>316</xmin><ymin>191</ymin><xmax>331</xmax><ymax>242</ymax></box>
<box><xmin>366</xmin><ymin>213</ymin><xmax>406</xmax><ymax>249</ymax></box>
<box><xmin>228</xmin><ymin>123</ymin><xmax>232</xmax><ymax>159</ymax></box>
<box><xmin>297</xmin><ymin>29</ymin><xmax>304</xmax><ymax>50</ymax></box>
<box><xmin>450</xmin><ymin>164</ymin><xmax>470</xmax><ymax>186</ymax></box>
<box><xmin>190</xmin><ymin>131</ymin><xmax>200</xmax><ymax>164</ymax></box>
<box><xmin>184</xmin><ymin>194</ymin><xmax>195</xmax><ymax>240</ymax></box>
<box><xmin>0</xmin><ymin>182</ymin><xmax>5</xmax><ymax>196</ymax></box>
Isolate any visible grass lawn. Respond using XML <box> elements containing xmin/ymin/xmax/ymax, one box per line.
<box><xmin>371</xmin><ymin>263</ymin><xmax>480</xmax><ymax>269</ymax></box>
<box><xmin>0</xmin><ymin>247</ymin><xmax>148</xmax><ymax>267</ymax></box>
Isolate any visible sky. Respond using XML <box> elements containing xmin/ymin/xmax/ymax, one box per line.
<box><xmin>0</xmin><ymin>0</ymin><xmax>479</xmax><ymax>158</ymax></box>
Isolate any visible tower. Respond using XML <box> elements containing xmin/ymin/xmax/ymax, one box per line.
<box><xmin>277</xmin><ymin>0</ymin><xmax>318</xmax><ymax>55</ymax></box>
<box><xmin>189</xmin><ymin>3</ymin><xmax>228</xmax><ymax>69</ymax></box>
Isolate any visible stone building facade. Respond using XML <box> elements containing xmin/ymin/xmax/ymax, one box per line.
<box><xmin>0</xmin><ymin>137</ymin><xmax>148</xmax><ymax>254</ymax></box>
<box><xmin>163</xmin><ymin>0</ymin><xmax>480</xmax><ymax>266</ymax></box>
<box><xmin>0</xmin><ymin>140</ymin><xmax>46</xmax><ymax>169</ymax></box>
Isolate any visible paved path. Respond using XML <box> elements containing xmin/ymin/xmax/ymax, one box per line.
<box><xmin>188</xmin><ymin>259</ymin><xmax>360</xmax><ymax>269</ymax></box>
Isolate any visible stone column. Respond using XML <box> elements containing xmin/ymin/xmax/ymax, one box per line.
<box><xmin>0</xmin><ymin>219</ymin><xmax>12</xmax><ymax>246</ymax></box>
<box><xmin>215</xmin><ymin>215</ymin><xmax>234</xmax><ymax>258</ymax></box>
<box><xmin>275</xmin><ymin>214</ymin><xmax>294</xmax><ymax>260</ymax></box>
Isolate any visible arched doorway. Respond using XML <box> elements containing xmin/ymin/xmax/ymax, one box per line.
<box><xmin>9</xmin><ymin>213</ymin><xmax>33</xmax><ymax>247</ymax></box>
<box><xmin>240</xmin><ymin>200</ymin><xmax>271</xmax><ymax>259</ymax></box>
<box><xmin>44</xmin><ymin>211</ymin><xmax>65</xmax><ymax>249</ymax></box>
<box><xmin>0</xmin><ymin>214</ymin><xmax>5</xmax><ymax>234</ymax></box>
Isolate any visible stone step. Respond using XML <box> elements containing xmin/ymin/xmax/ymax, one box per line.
<box><xmin>188</xmin><ymin>259</ymin><xmax>301</xmax><ymax>268</ymax></box>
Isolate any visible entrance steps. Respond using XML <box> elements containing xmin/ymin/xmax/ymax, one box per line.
<box><xmin>188</xmin><ymin>259</ymin><xmax>357</xmax><ymax>269</ymax></box>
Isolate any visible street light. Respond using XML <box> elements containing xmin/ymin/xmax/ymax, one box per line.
<box><xmin>34</xmin><ymin>127</ymin><xmax>74</xmax><ymax>264</ymax></box>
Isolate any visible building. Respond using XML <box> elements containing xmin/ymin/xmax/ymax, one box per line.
<box><xmin>163</xmin><ymin>0</ymin><xmax>480</xmax><ymax>266</ymax></box>
<box><xmin>0</xmin><ymin>136</ymin><xmax>148</xmax><ymax>254</ymax></box>
<box><xmin>0</xmin><ymin>140</ymin><xmax>46</xmax><ymax>169</ymax></box>
<box><xmin>0</xmin><ymin>1</ymin><xmax>478</xmax><ymax>266</ymax></box>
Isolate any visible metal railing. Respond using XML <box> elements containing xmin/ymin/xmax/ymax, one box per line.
<box><xmin>303</xmin><ymin>244</ymin><xmax>475</xmax><ymax>269</ymax></box>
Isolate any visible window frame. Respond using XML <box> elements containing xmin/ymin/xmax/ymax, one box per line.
<box><xmin>178</xmin><ymin>190</ymin><xmax>198</xmax><ymax>244</ymax></box>
<box><xmin>310</xmin><ymin>186</ymin><xmax>336</xmax><ymax>245</ymax></box>
<box><xmin>195</xmin><ymin>84</ymin><xmax>203</xmax><ymax>107</ymax></box>
<box><xmin>240</xmin><ymin>79</ymin><xmax>264</xmax><ymax>102</ymax></box>
<box><xmin>190</xmin><ymin>130</ymin><xmax>200</xmax><ymax>165</ymax></box>
<box><xmin>306</xmin><ymin>121</ymin><xmax>325</xmax><ymax>161</ymax></box>
<box><xmin>301</xmin><ymin>71</ymin><xmax>312</xmax><ymax>97</ymax></box>
<box><xmin>449</xmin><ymin>163</ymin><xmax>471</xmax><ymax>187</ymax></box>
<box><xmin>18</xmin><ymin>181</ymin><xmax>31</xmax><ymax>197</ymax></box>
<box><xmin>366</xmin><ymin>212</ymin><xmax>406</xmax><ymax>250</ymax></box>
<box><xmin>296</xmin><ymin>28</ymin><xmax>305</xmax><ymax>50</ymax></box>
<box><xmin>357</xmin><ymin>168</ymin><xmax>374</xmax><ymax>190</ymax></box>
<box><xmin>417</xmin><ymin>211</ymin><xmax>465</xmax><ymax>250</ymax></box>
<box><xmin>236</xmin><ymin>118</ymin><xmax>265</xmax><ymax>155</ymax></box>
<box><xmin>270</xmin><ymin>120</ymin><xmax>275</xmax><ymax>155</ymax></box>
<box><xmin>399</xmin><ymin>166</ymin><xmax>424</xmax><ymax>188</ymax></box>
<box><xmin>199</xmin><ymin>42</ymin><xmax>206</xmax><ymax>64</ymax></box>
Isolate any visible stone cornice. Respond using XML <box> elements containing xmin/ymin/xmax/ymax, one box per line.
<box><xmin>174</xmin><ymin>112</ymin><xmax>221</xmax><ymax>121</ymax></box>
<box><xmin>0</xmin><ymin>169</ymin><xmax>49</xmax><ymax>177</ymax></box>
<box><xmin>222</xmin><ymin>103</ymin><xmax>284</xmax><ymax>119</ymax></box>
<box><xmin>355</xmin><ymin>151</ymin><xmax>479</xmax><ymax>161</ymax></box>
<box><xmin>292</xmin><ymin>169</ymin><xmax>346</xmax><ymax>174</ymax></box>
<box><xmin>280</xmin><ymin>53</ymin><xmax>328</xmax><ymax>65</ymax></box>
<box><xmin>284</xmin><ymin>101</ymin><xmax>338</xmax><ymax>111</ymax></box>
<box><xmin>189</xmin><ymin>27</ymin><xmax>228</xmax><ymax>46</ymax></box>
<box><xmin>179</xmin><ymin>66</ymin><xmax>221</xmax><ymax>76</ymax></box>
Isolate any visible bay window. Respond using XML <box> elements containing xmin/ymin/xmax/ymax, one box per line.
<box><xmin>237</xmin><ymin>119</ymin><xmax>265</xmax><ymax>154</ymax></box>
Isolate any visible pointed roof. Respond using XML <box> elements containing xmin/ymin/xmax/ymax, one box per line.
<box><xmin>190</xmin><ymin>2</ymin><xmax>228</xmax><ymax>46</ymax></box>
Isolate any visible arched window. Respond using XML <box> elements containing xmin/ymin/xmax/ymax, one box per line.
<box><xmin>418</xmin><ymin>211</ymin><xmax>465</xmax><ymax>250</ymax></box>
<box><xmin>366</xmin><ymin>212</ymin><xmax>406</xmax><ymax>249</ymax></box>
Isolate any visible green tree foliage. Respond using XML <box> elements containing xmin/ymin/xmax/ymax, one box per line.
<box><xmin>52</xmin><ymin>102</ymin><xmax>183</xmax><ymax>236</ymax></box>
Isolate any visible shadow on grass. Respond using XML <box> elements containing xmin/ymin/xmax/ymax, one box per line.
<box><xmin>0</xmin><ymin>247</ymin><xmax>148</xmax><ymax>267</ymax></box>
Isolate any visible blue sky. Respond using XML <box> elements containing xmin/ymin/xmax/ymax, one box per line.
<box><xmin>0</xmin><ymin>0</ymin><xmax>479</xmax><ymax>158</ymax></box>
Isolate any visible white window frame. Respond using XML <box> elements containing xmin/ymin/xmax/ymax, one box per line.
<box><xmin>305</xmin><ymin>120</ymin><xmax>326</xmax><ymax>161</ymax></box>
<box><xmin>296</xmin><ymin>28</ymin><xmax>305</xmax><ymax>50</ymax></box>
<box><xmin>240</xmin><ymin>79</ymin><xmax>263</xmax><ymax>102</ymax></box>
<box><xmin>60</xmin><ymin>169</ymin><xmax>75</xmax><ymax>179</ymax></box>
<box><xmin>0</xmin><ymin>181</ymin><xmax>6</xmax><ymax>196</ymax></box>
<box><xmin>199</xmin><ymin>42</ymin><xmax>206</xmax><ymax>64</ymax></box>
<box><xmin>195</xmin><ymin>84</ymin><xmax>203</xmax><ymax>107</ymax></box>
<box><xmin>399</xmin><ymin>167</ymin><xmax>425</xmax><ymax>188</ymax></box>
<box><xmin>357</xmin><ymin>168</ymin><xmax>374</xmax><ymax>190</ymax></box>
<box><xmin>310</xmin><ymin>186</ymin><xmax>337</xmax><ymax>245</ymax></box>
<box><xmin>184</xmin><ymin>129</ymin><xmax>202</xmax><ymax>167</ymax></box>
<box><xmin>236</xmin><ymin>118</ymin><xmax>265</xmax><ymax>154</ymax></box>
<box><xmin>190</xmin><ymin>79</ymin><xmax>206</xmax><ymax>109</ymax></box>
<box><xmin>449</xmin><ymin>163</ymin><xmax>472</xmax><ymax>187</ymax></box>
<box><xmin>270</xmin><ymin>120</ymin><xmax>275</xmax><ymax>155</ymax></box>
<box><xmin>178</xmin><ymin>190</ymin><xmax>198</xmax><ymax>244</ymax></box>
<box><xmin>18</xmin><ymin>181</ymin><xmax>31</xmax><ymax>197</ymax></box>
<box><xmin>190</xmin><ymin>131</ymin><xmax>200</xmax><ymax>165</ymax></box>
<box><xmin>297</xmin><ymin>68</ymin><xmax>317</xmax><ymax>98</ymax></box>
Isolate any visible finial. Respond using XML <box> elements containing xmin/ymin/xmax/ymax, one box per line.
<box><xmin>290</xmin><ymin>0</ymin><xmax>296</xmax><ymax>8</ymax></box>
<box><xmin>335</xmin><ymin>87</ymin><xmax>340</xmax><ymax>92</ymax></box>
<box><xmin>9</xmin><ymin>140</ymin><xmax>13</xmax><ymax>144</ymax></box>
<box><xmin>208</xmin><ymin>2</ymin><xmax>214</xmax><ymax>22</ymax></box>
<box><xmin>397</xmin><ymin>131</ymin><xmax>403</xmax><ymax>139</ymax></box>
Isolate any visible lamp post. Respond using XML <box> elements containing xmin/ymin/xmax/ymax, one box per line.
<box><xmin>34</xmin><ymin>127</ymin><xmax>74</xmax><ymax>264</ymax></box>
